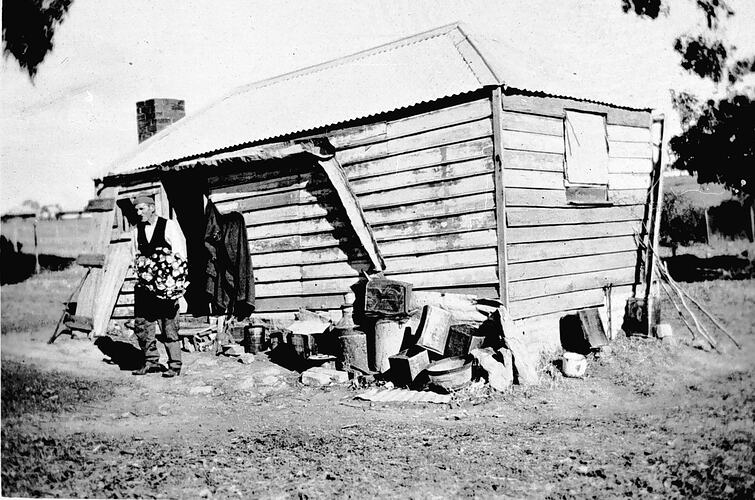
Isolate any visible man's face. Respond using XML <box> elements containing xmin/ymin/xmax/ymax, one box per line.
<box><xmin>135</xmin><ymin>203</ymin><xmax>156</xmax><ymax>223</ymax></box>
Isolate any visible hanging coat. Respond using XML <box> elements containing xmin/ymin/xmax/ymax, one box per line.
<box><xmin>204</xmin><ymin>201</ymin><xmax>255</xmax><ymax>317</ymax></box>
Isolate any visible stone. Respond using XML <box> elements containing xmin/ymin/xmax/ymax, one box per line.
<box><xmin>189</xmin><ymin>385</ymin><xmax>213</xmax><ymax>395</ymax></box>
<box><xmin>260</xmin><ymin>375</ymin><xmax>279</xmax><ymax>386</ymax></box>
<box><xmin>496</xmin><ymin>307</ymin><xmax>539</xmax><ymax>386</ymax></box>
<box><xmin>470</xmin><ymin>347</ymin><xmax>512</xmax><ymax>392</ymax></box>
<box><xmin>222</xmin><ymin>344</ymin><xmax>245</xmax><ymax>357</ymax></box>
<box><xmin>654</xmin><ymin>323</ymin><xmax>673</xmax><ymax>339</ymax></box>
<box><xmin>237</xmin><ymin>353</ymin><xmax>256</xmax><ymax>364</ymax></box>
<box><xmin>301</xmin><ymin>369</ymin><xmax>332</xmax><ymax>387</ymax></box>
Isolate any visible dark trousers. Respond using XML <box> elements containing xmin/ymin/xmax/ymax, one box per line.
<box><xmin>134</xmin><ymin>290</ymin><xmax>182</xmax><ymax>371</ymax></box>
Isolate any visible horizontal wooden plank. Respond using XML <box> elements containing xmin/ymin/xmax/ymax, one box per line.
<box><xmin>507</xmin><ymin>220</ymin><xmax>643</xmax><ymax>244</ymax></box>
<box><xmin>509</xmin><ymin>267</ymin><xmax>636</xmax><ymax>301</ymax></box>
<box><xmin>506</xmin><ymin>187</ymin><xmax>649</xmax><ymax>208</ymax></box>
<box><xmin>500</xmin><ymin>111</ymin><xmax>563</xmax><ymax>136</ymax></box>
<box><xmin>501</xmin><ymin>150</ymin><xmax>564</xmax><ymax>172</ymax></box>
<box><xmin>252</xmin><ymin>246</ymin><xmax>366</xmax><ymax>268</ymax></box>
<box><xmin>502</xmin><ymin>130</ymin><xmax>564</xmax><ymax>154</ymax></box>
<box><xmin>365</xmin><ymin>192</ymin><xmax>495</xmax><ymax>226</ymax></box>
<box><xmin>608</xmin><ymin>157</ymin><xmax>653</xmax><ymax>174</ymax></box>
<box><xmin>350</xmin><ymin>157</ymin><xmax>494</xmax><ymax>195</ymax></box>
<box><xmin>508</xmin><ymin>250</ymin><xmax>639</xmax><ymax>282</ymax></box>
<box><xmin>245</xmin><ymin>216</ymin><xmax>341</xmax><ymax>240</ymax></box>
<box><xmin>210</xmin><ymin>172</ymin><xmax>318</xmax><ymax>198</ymax></box>
<box><xmin>257</xmin><ymin>275</ymin><xmax>361</xmax><ymax>298</ymax></box>
<box><xmin>510</xmin><ymin>284</ymin><xmax>634</xmax><ymax>320</ymax></box>
<box><xmin>608</xmin><ymin>173</ymin><xmax>652</xmax><ymax>190</ymax></box>
<box><xmin>606</xmin><ymin>124</ymin><xmax>651</xmax><ymax>143</ymax></box>
<box><xmin>384</xmin><ymin>247</ymin><xmax>498</xmax><ymax>274</ymax></box>
<box><xmin>505</xmin><ymin>169</ymin><xmax>564</xmax><ymax>189</ymax></box>
<box><xmin>255</xmin><ymin>260</ymin><xmax>370</xmax><ymax>283</ymax></box>
<box><xmin>359</xmin><ymin>173</ymin><xmax>495</xmax><ymax>210</ymax></box>
<box><xmin>508</xmin><ymin>235</ymin><xmax>638</xmax><ymax>263</ymax></box>
<box><xmin>338</xmin><ymin>118</ymin><xmax>493</xmax><ymax>165</ymax></box>
<box><xmin>609</xmin><ymin>141</ymin><xmax>652</xmax><ymax>159</ymax></box>
<box><xmin>501</xmin><ymin>93</ymin><xmax>652</xmax><ymax>128</ymax></box>
<box><xmin>249</xmin><ymin>231</ymin><xmax>351</xmax><ymax>253</ymax></box>
<box><xmin>385</xmin><ymin>265</ymin><xmax>499</xmax><ymax>289</ymax></box>
<box><xmin>565</xmin><ymin>186</ymin><xmax>609</xmax><ymax>205</ymax></box>
<box><xmin>254</xmin><ymin>295</ymin><xmax>346</xmax><ymax>313</ymax></box>
<box><xmin>242</xmin><ymin>200</ymin><xmax>334</xmax><ymax>227</ymax></box>
<box><xmin>111</xmin><ymin>306</ymin><xmax>134</xmax><ymax>319</ymax></box>
<box><xmin>507</xmin><ymin>205</ymin><xmax>645</xmax><ymax>227</ymax></box>
<box><xmin>344</xmin><ymin>138</ymin><xmax>493</xmax><ymax>180</ymax></box>
<box><xmin>76</xmin><ymin>253</ymin><xmax>106</xmax><ymax>268</ymax></box>
<box><xmin>213</xmin><ymin>189</ymin><xmax>310</xmax><ymax>211</ymax></box>
<box><xmin>386</xmin><ymin>98</ymin><xmax>492</xmax><ymax>139</ymax></box>
<box><xmin>380</xmin><ymin>229</ymin><xmax>498</xmax><ymax>258</ymax></box>
<box><xmin>373</xmin><ymin>211</ymin><xmax>496</xmax><ymax>242</ymax></box>
<box><xmin>85</xmin><ymin>198</ymin><xmax>116</xmax><ymax>212</ymax></box>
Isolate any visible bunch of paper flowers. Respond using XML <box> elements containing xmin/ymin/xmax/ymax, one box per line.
<box><xmin>134</xmin><ymin>247</ymin><xmax>189</xmax><ymax>300</ymax></box>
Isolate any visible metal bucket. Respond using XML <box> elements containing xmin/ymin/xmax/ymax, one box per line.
<box><xmin>371</xmin><ymin>319</ymin><xmax>406</xmax><ymax>373</ymax></box>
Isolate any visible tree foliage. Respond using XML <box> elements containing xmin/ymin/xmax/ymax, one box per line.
<box><xmin>2</xmin><ymin>0</ymin><xmax>74</xmax><ymax>80</ymax></box>
<box><xmin>622</xmin><ymin>0</ymin><xmax>753</xmax><ymax>200</ymax></box>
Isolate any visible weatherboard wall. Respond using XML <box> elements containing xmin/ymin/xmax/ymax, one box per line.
<box><xmin>499</xmin><ymin>93</ymin><xmax>654</xmax><ymax>349</ymax></box>
<box><xmin>204</xmin><ymin>95</ymin><xmax>499</xmax><ymax>320</ymax></box>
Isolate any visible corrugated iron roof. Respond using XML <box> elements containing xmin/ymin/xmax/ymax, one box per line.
<box><xmin>107</xmin><ymin>23</ymin><xmax>652</xmax><ymax>177</ymax></box>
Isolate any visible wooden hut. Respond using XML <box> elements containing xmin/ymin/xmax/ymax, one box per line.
<box><xmin>93</xmin><ymin>23</ymin><xmax>663</xmax><ymax>352</ymax></box>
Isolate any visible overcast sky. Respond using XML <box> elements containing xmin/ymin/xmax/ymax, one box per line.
<box><xmin>1</xmin><ymin>0</ymin><xmax>753</xmax><ymax>212</ymax></box>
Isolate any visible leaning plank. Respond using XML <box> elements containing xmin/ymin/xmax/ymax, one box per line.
<box><xmin>508</xmin><ymin>235</ymin><xmax>638</xmax><ymax>263</ymax></box>
<box><xmin>76</xmin><ymin>253</ymin><xmax>106</xmax><ymax>268</ymax></box>
<box><xmin>85</xmin><ymin>198</ymin><xmax>116</xmax><ymax>212</ymax></box>
<box><xmin>92</xmin><ymin>241</ymin><xmax>132</xmax><ymax>337</ymax></box>
<box><xmin>318</xmin><ymin>157</ymin><xmax>385</xmax><ymax>271</ymax></box>
<box><xmin>507</xmin><ymin>205</ymin><xmax>645</xmax><ymax>227</ymax></box>
<box><xmin>509</xmin><ymin>267</ymin><xmax>636</xmax><ymax>301</ymax></box>
<box><xmin>496</xmin><ymin>307</ymin><xmax>539</xmax><ymax>385</ymax></box>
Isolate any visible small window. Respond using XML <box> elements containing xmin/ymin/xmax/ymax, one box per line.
<box><xmin>564</xmin><ymin>110</ymin><xmax>609</xmax><ymax>185</ymax></box>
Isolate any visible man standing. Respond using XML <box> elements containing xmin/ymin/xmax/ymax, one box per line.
<box><xmin>130</xmin><ymin>195</ymin><xmax>187</xmax><ymax>378</ymax></box>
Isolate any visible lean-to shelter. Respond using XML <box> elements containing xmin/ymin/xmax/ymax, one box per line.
<box><xmin>93</xmin><ymin>23</ymin><xmax>663</xmax><ymax>352</ymax></box>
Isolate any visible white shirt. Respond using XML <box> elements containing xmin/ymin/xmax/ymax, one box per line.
<box><xmin>131</xmin><ymin>217</ymin><xmax>187</xmax><ymax>259</ymax></box>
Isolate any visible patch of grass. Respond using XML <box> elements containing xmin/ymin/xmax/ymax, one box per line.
<box><xmin>1</xmin><ymin>360</ymin><xmax>118</xmax><ymax>417</ymax></box>
<box><xmin>0</xmin><ymin>267</ymin><xmax>84</xmax><ymax>334</ymax></box>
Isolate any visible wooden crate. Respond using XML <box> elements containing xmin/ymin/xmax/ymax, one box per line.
<box><xmin>445</xmin><ymin>324</ymin><xmax>486</xmax><ymax>357</ymax></box>
<box><xmin>365</xmin><ymin>279</ymin><xmax>412</xmax><ymax>317</ymax></box>
<box><xmin>389</xmin><ymin>347</ymin><xmax>430</xmax><ymax>386</ymax></box>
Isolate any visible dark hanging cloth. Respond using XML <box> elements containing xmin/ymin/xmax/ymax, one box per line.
<box><xmin>204</xmin><ymin>201</ymin><xmax>255</xmax><ymax>318</ymax></box>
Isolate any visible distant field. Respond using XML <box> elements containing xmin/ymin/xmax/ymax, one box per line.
<box><xmin>664</xmin><ymin>175</ymin><xmax>733</xmax><ymax>209</ymax></box>
<box><xmin>1</xmin><ymin>218</ymin><xmax>96</xmax><ymax>259</ymax></box>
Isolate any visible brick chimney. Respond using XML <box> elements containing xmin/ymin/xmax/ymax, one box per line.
<box><xmin>136</xmin><ymin>98</ymin><xmax>185</xmax><ymax>143</ymax></box>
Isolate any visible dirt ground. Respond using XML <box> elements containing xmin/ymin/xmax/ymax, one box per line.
<box><xmin>1</xmin><ymin>264</ymin><xmax>754</xmax><ymax>499</ymax></box>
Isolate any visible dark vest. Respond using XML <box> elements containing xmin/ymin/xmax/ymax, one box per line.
<box><xmin>137</xmin><ymin>217</ymin><xmax>171</xmax><ymax>256</ymax></box>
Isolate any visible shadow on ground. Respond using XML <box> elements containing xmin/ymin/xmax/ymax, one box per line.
<box><xmin>664</xmin><ymin>253</ymin><xmax>754</xmax><ymax>282</ymax></box>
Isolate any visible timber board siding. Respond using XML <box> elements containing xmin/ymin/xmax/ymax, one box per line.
<box><xmin>498</xmin><ymin>101</ymin><xmax>652</xmax><ymax>323</ymax></box>
<box><xmin>202</xmin><ymin>95</ymin><xmax>501</xmax><ymax>314</ymax></box>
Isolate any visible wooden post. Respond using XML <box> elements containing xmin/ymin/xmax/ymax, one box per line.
<box><xmin>644</xmin><ymin>114</ymin><xmax>665</xmax><ymax>334</ymax></box>
<box><xmin>33</xmin><ymin>219</ymin><xmax>40</xmax><ymax>274</ymax></box>
<box><xmin>749</xmin><ymin>202</ymin><xmax>754</xmax><ymax>243</ymax></box>
<box><xmin>490</xmin><ymin>86</ymin><xmax>509</xmax><ymax>309</ymax></box>
<box><xmin>704</xmin><ymin>208</ymin><xmax>712</xmax><ymax>244</ymax></box>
